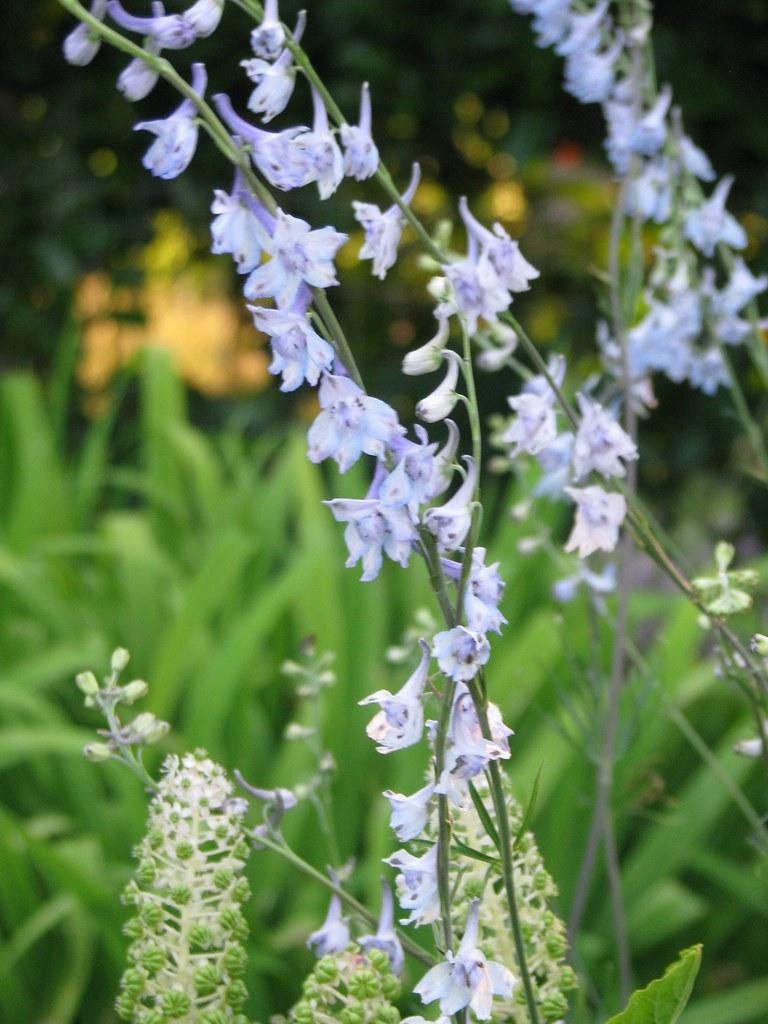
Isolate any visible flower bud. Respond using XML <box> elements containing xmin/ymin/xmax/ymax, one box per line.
<box><xmin>415</xmin><ymin>349</ymin><xmax>462</xmax><ymax>423</ymax></box>
<box><xmin>751</xmin><ymin>633</ymin><xmax>768</xmax><ymax>657</ymax></box>
<box><xmin>402</xmin><ymin>318</ymin><xmax>450</xmax><ymax>375</ymax></box>
<box><xmin>83</xmin><ymin>741</ymin><xmax>112</xmax><ymax>762</ymax></box>
<box><xmin>111</xmin><ymin>647</ymin><xmax>130</xmax><ymax>673</ymax></box>
<box><xmin>122</xmin><ymin>679</ymin><xmax>149</xmax><ymax>704</ymax></box>
<box><xmin>75</xmin><ymin>671</ymin><xmax>99</xmax><ymax>696</ymax></box>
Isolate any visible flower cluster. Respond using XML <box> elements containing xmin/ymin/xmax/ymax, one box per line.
<box><xmin>283</xmin><ymin>945</ymin><xmax>401</xmax><ymax>1024</ymax></box>
<box><xmin>510</xmin><ymin>0</ymin><xmax>767</xmax><ymax>398</ymax></box>
<box><xmin>116</xmin><ymin>750</ymin><xmax>253</xmax><ymax>1024</ymax></box>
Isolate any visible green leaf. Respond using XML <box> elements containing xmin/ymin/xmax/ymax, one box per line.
<box><xmin>607</xmin><ymin>945</ymin><xmax>702</xmax><ymax>1024</ymax></box>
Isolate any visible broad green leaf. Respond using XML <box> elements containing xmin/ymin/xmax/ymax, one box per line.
<box><xmin>607</xmin><ymin>945</ymin><xmax>702</xmax><ymax>1024</ymax></box>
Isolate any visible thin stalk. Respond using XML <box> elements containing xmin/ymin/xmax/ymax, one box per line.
<box><xmin>719</xmin><ymin>344</ymin><xmax>768</xmax><ymax>483</ymax></box>
<box><xmin>254</xmin><ymin>833</ymin><xmax>436</xmax><ymax>967</ymax></box>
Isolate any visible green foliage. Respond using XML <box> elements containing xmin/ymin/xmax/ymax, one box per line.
<box><xmin>606</xmin><ymin>945</ymin><xmax>701</xmax><ymax>1024</ymax></box>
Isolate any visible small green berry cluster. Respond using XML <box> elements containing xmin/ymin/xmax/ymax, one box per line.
<box><xmin>280</xmin><ymin>946</ymin><xmax>401</xmax><ymax>1024</ymax></box>
<box><xmin>451</xmin><ymin>777</ymin><xmax>577</xmax><ymax>1023</ymax></box>
<box><xmin>116</xmin><ymin>750</ymin><xmax>253</xmax><ymax>1024</ymax></box>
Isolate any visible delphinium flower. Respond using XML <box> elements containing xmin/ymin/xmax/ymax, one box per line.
<box><xmin>135</xmin><ymin>62</ymin><xmax>207</xmax><ymax>179</ymax></box>
<box><xmin>414</xmin><ymin>900</ymin><xmax>516</xmax><ymax>1019</ymax></box>
<box><xmin>341</xmin><ymin>82</ymin><xmax>380</xmax><ymax>180</ymax></box>
<box><xmin>249</xmin><ymin>0</ymin><xmax>284</xmax><ymax>59</ymax></box>
<box><xmin>63</xmin><ymin>0</ymin><xmax>107</xmax><ymax>65</ymax></box>
<box><xmin>108</xmin><ymin>0</ymin><xmax>225</xmax><ymax>49</ymax></box>
<box><xmin>684</xmin><ymin>176</ymin><xmax>748</xmax><ymax>257</ymax></box>
<box><xmin>447</xmin><ymin>774</ymin><xmax>577</xmax><ymax>1023</ymax></box>
<box><xmin>382</xmin><ymin>781</ymin><xmax>435</xmax><ymax>842</ymax></box>
<box><xmin>358</xmin><ymin>879</ymin><xmax>405</xmax><ymax>976</ymax></box>
<box><xmin>244</xmin><ymin>209</ymin><xmax>347</xmax><ymax>309</ymax></box>
<box><xmin>501</xmin><ymin>356</ymin><xmax>564</xmax><ymax>457</ymax></box>
<box><xmin>241</xmin><ymin>10</ymin><xmax>306</xmax><ymax>122</ymax></box>
<box><xmin>358</xmin><ymin>640</ymin><xmax>430</xmax><ymax>753</ymax></box>
<box><xmin>403</xmin><ymin>317</ymin><xmax>450</xmax><ymax>376</ymax></box>
<box><xmin>210</xmin><ymin>168</ymin><xmax>272</xmax><ymax>274</ymax></box>
<box><xmin>353</xmin><ymin>162</ymin><xmax>421</xmax><ymax>280</ymax></box>
<box><xmin>250</xmin><ymin>296</ymin><xmax>335</xmax><ymax>392</ymax></box>
<box><xmin>435</xmin><ymin>682</ymin><xmax>512</xmax><ymax>796</ymax></box>
<box><xmin>416</xmin><ymin>348</ymin><xmax>463</xmax><ymax>424</ymax></box>
<box><xmin>115</xmin><ymin>751</ymin><xmax>253</xmax><ymax>1024</ymax></box>
<box><xmin>296</xmin><ymin>86</ymin><xmax>345</xmax><ymax>200</ymax></box>
<box><xmin>440</xmin><ymin>547</ymin><xmax>508</xmax><ymax>635</ymax></box>
<box><xmin>572</xmin><ymin>393</ymin><xmax>638</xmax><ymax>479</ymax></box>
<box><xmin>308</xmin><ymin>373</ymin><xmax>404</xmax><ymax>472</ymax></box>
<box><xmin>384</xmin><ymin>843</ymin><xmax>440</xmax><ymax>926</ymax></box>
<box><xmin>432</xmin><ymin>628</ymin><xmax>491</xmax><ymax>684</ymax></box>
<box><xmin>307</xmin><ymin>887</ymin><xmax>351</xmax><ymax>956</ymax></box>
<box><xmin>564</xmin><ymin>485</ymin><xmax>627</xmax><ymax>558</ymax></box>
<box><xmin>422</xmin><ymin>456</ymin><xmax>477</xmax><ymax>551</ymax></box>
<box><xmin>118</xmin><ymin>29</ymin><xmax>163</xmax><ymax>101</ymax></box>
<box><xmin>325</xmin><ymin>490</ymin><xmax>419</xmax><ymax>581</ymax></box>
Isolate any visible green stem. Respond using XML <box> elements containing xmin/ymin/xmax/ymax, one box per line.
<box><xmin>719</xmin><ymin>344</ymin><xmax>768</xmax><ymax>483</ymax></box>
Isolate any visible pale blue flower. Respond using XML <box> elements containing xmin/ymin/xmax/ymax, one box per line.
<box><xmin>134</xmin><ymin>63</ymin><xmax>206</xmax><ymax>179</ymax></box>
<box><xmin>688</xmin><ymin>348</ymin><xmax>728</xmax><ymax>395</ymax></box>
<box><xmin>573</xmin><ymin>393</ymin><xmax>637</xmax><ymax>480</ymax></box>
<box><xmin>504</xmin><ymin>390</ymin><xmax>558</xmax><ymax>457</ymax></box>
<box><xmin>414</xmin><ymin>900</ymin><xmax>516</xmax><ymax>1020</ymax></box>
<box><xmin>433</xmin><ymin>626</ymin><xmax>490</xmax><ymax>683</ymax></box>
<box><xmin>555</xmin><ymin>0</ymin><xmax>609</xmax><ymax>57</ymax></box>
<box><xmin>241</xmin><ymin>10</ymin><xmax>305</xmax><ymax>122</ymax></box>
<box><xmin>423</xmin><ymin>456</ymin><xmax>477</xmax><ymax>551</ymax></box>
<box><xmin>213</xmin><ymin>94</ymin><xmax>314</xmax><ymax>191</ymax></box>
<box><xmin>325</xmin><ymin>494</ymin><xmax>418</xmax><ymax>581</ymax></box>
<box><xmin>359</xmin><ymin>880</ymin><xmax>405</xmax><ymax>976</ymax></box>
<box><xmin>308</xmin><ymin>883</ymin><xmax>350</xmax><ymax>957</ymax></box>
<box><xmin>210</xmin><ymin>169</ymin><xmax>272</xmax><ymax>273</ymax></box>
<box><xmin>459</xmin><ymin>197</ymin><xmax>539</xmax><ymax>294</ymax></box>
<box><xmin>244</xmin><ymin>209</ymin><xmax>347</xmax><ymax>310</ymax></box>
<box><xmin>403</xmin><ymin>317</ymin><xmax>450</xmax><ymax>376</ymax></box>
<box><xmin>684</xmin><ymin>176</ymin><xmax>747</xmax><ymax>256</ymax></box>
<box><xmin>118</xmin><ymin>28</ymin><xmax>162</xmax><ymax>101</ymax></box>
<box><xmin>308</xmin><ymin>373</ymin><xmax>404</xmax><ymax>472</ymax></box>
<box><xmin>678</xmin><ymin>135</ymin><xmax>715</xmax><ymax>182</ymax></box>
<box><xmin>381</xmin><ymin>428</ymin><xmax>439</xmax><ymax>521</ymax></box>
<box><xmin>630</xmin><ymin>85</ymin><xmax>672</xmax><ymax>157</ymax></box>
<box><xmin>553</xmin><ymin>561</ymin><xmax>616</xmax><ymax>605</ymax></box>
<box><xmin>564</xmin><ymin>32</ymin><xmax>623</xmax><ymax>105</ymax></box>
<box><xmin>250</xmin><ymin>0</ymin><xmax>284</xmax><ymax>59</ymax></box>
<box><xmin>438</xmin><ymin>683</ymin><xmax>512</xmax><ymax>788</ymax></box>
<box><xmin>295</xmin><ymin>87</ymin><xmax>345</xmax><ymax>200</ymax></box>
<box><xmin>353</xmin><ymin>163</ymin><xmax>421</xmax><ymax>279</ymax></box>
<box><xmin>341</xmin><ymin>82</ymin><xmax>380</xmax><ymax>180</ymax></box>
<box><xmin>250</xmin><ymin>298</ymin><xmax>335</xmax><ymax>392</ymax></box>
<box><xmin>564</xmin><ymin>485</ymin><xmax>626</xmax><ymax>557</ymax></box>
<box><xmin>464</xmin><ymin>548</ymin><xmax>507</xmax><ymax>635</ymax></box>
<box><xmin>603</xmin><ymin>96</ymin><xmax>635</xmax><ymax>175</ymax></box>
<box><xmin>108</xmin><ymin>0</ymin><xmax>224</xmax><ymax>47</ymax></box>
<box><xmin>416</xmin><ymin>349</ymin><xmax>462</xmax><ymax>424</ymax></box>
<box><xmin>384</xmin><ymin>843</ymin><xmax>440</xmax><ymax>926</ymax></box>
<box><xmin>358</xmin><ymin>640</ymin><xmax>429</xmax><ymax>750</ymax></box>
<box><xmin>625</xmin><ymin>158</ymin><xmax>672</xmax><ymax>223</ymax></box>
<box><xmin>718</xmin><ymin>256</ymin><xmax>768</xmax><ymax>314</ymax></box>
<box><xmin>63</xmin><ymin>0</ymin><xmax>107</xmax><ymax>65</ymax></box>
<box><xmin>529</xmin><ymin>0</ymin><xmax>572</xmax><ymax>49</ymax></box>
<box><xmin>534</xmin><ymin>431</ymin><xmax>574</xmax><ymax>498</ymax></box>
<box><xmin>382</xmin><ymin>781</ymin><xmax>435</xmax><ymax>842</ymax></box>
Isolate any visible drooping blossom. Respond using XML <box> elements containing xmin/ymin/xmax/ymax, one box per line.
<box><xmin>307</xmin><ymin>881</ymin><xmax>350</xmax><ymax>957</ymax></box>
<box><xmin>463</xmin><ymin>548</ymin><xmax>507</xmax><ymax>635</ymax></box>
<box><xmin>341</xmin><ymin>82</ymin><xmax>380</xmax><ymax>180</ymax></box>
<box><xmin>250</xmin><ymin>296</ymin><xmax>335</xmax><ymax>392</ymax></box>
<box><xmin>244</xmin><ymin>210</ymin><xmax>347</xmax><ymax>310</ymax></box>
<box><xmin>64</xmin><ymin>0</ymin><xmax>107</xmax><ymax>65</ymax></box>
<box><xmin>135</xmin><ymin>62</ymin><xmax>207</xmax><ymax>179</ymax></box>
<box><xmin>554</xmin><ymin>0</ymin><xmax>609</xmax><ymax>57</ymax></box>
<box><xmin>384</xmin><ymin>843</ymin><xmax>440</xmax><ymax>926</ymax></box>
<box><xmin>416</xmin><ymin>349</ymin><xmax>462</xmax><ymax>424</ymax></box>
<box><xmin>436</xmin><ymin>683</ymin><xmax>512</xmax><ymax>793</ymax></box>
<box><xmin>630</xmin><ymin>85</ymin><xmax>672</xmax><ymax>157</ymax></box>
<box><xmin>358</xmin><ymin>639</ymin><xmax>429</xmax><ymax>752</ymax></box>
<box><xmin>678</xmin><ymin>134</ymin><xmax>715</xmax><ymax>182</ymax></box>
<box><xmin>380</xmin><ymin>429</ymin><xmax>440</xmax><ymax>521</ymax></box>
<box><xmin>353</xmin><ymin>163</ymin><xmax>421</xmax><ymax>279</ymax></box>
<box><xmin>564</xmin><ymin>32</ymin><xmax>623</xmax><ymax>104</ymax></box>
<box><xmin>210</xmin><ymin>169</ymin><xmax>272</xmax><ymax>274</ymax></box>
<box><xmin>684</xmin><ymin>176</ymin><xmax>747</xmax><ymax>257</ymax></box>
<box><xmin>118</xmin><ymin>30</ymin><xmax>163</xmax><ymax>101</ymax></box>
<box><xmin>308</xmin><ymin>374</ymin><xmax>404</xmax><ymax>472</ymax></box>
<box><xmin>358</xmin><ymin>880</ymin><xmax>405</xmax><ymax>976</ymax></box>
<box><xmin>423</xmin><ymin>457</ymin><xmax>477</xmax><ymax>551</ymax></box>
<box><xmin>572</xmin><ymin>393</ymin><xmax>637</xmax><ymax>480</ymax></box>
<box><xmin>250</xmin><ymin>0</ymin><xmax>285</xmax><ymax>59</ymax></box>
<box><xmin>294</xmin><ymin>86</ymin><xmax>345</xmax><ymax>200</ymax></box>
<box><xmin>324</xmin><ymin>493</ymin><xmax>418</xmax><ymax>581</ymax></box>
<box><xmin>108</xmin><ymin>0</ymin><xmax>224</xmax><ymax>48</ymax></box>
<box><xmin>564</xmin><ymin>485</ymin><xmax>627</xmax><ymax>557</ymax></box>
<box><xmin>382</xmin><ymin>781</ymin><xmax>435</xmax><ymax>842</ymax></box>
<box><xmin>414</xmin><ymin>900</ymin><xmax>516</xmax><ymax>1019</ymax></box>
<box><xmin>241</xmin><ymin>10</ymin><xmax>305</xmax><ymax>122</ymax></box>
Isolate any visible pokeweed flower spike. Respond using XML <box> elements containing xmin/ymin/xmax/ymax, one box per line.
<box><xmin>297</xmin><ymin>86</ymin><xmax>345</xmax><ymax>200</ymax></box>
<box><xmin>307</xmin><ymin>871</ymin><xmax>351</xmax><ymax>957</ymax></box>
<box><xmin>250</xmin><ymin>0</ymin><xmax>285</xmax><ymax>59</ymax></box>
<box><xmin>354</xmin><ymin>162</ymin><xmax>421</xmax><ymax>280</ymax></box>
<box><xmin>564</xmin><ymin>484</ymin><xmax>627</xmax><ymax>558</ymax></box>
<box><xmin>324</xmin><ymin>466</ymin><xmax>419</xmax><ymax>580</ymax></box>
<box><xmin>115</xmin><ymin>752</ymin><xmax>252</xmax><ymax>1023</ymax></box>
<box><xmin>382</xmin><ymin>780</ymin><xmax>435</xmax><ymax>842</ymax></box>
<box><xmin>211</xmin><ymin>166</ymin><xmax>274</xmax><ymax>274</ymax></box>
<box><xmin>358</xmin><ymin>638</ymin><xmax>430</xmax><ymax>752</ymax></box>
<box><xmin>117</xmin><ymin>4</ymin><xmax>165</xmax><ymax>102</ymax></box>
<box><xmin>213</xmin><ymin>93</ymin><xmax>313</xmax><ymax>191</ymax></box>
<box><xmin>414</xmin><ymin>899</ymin><xmax>516</xmax><ymax>1020</ymax></box>
<box><xmin>572</xmin><ymin>392</ymin><xmax>638</xmax><ymax>480</ymax></box>
<box><xmin>415</xmin><ymin>348</ymin><xmax>462</xmax><ymax>424</ymax></box>
<box><xmin>684</xmin><ymin>175</ymin><xmax>748</xmax><ymax>257</ymax></box>
<box><xmin>423</xmin><ymin>455</ymin><xmax>477</xmax><ymax>551</ymax></box>
<box><xmin>341</xmin><ymin>81</ymin><xmax>380</xmax><ymax>181</ymax></box>
<box><xmin>403</xmin><ymin>316</ymin><xmax>451</xmax><ymax>376</ymax></box>
<box><xmin>308</xmin><ymin>372</ymin><xmax>404</xmax><ymax>473</ymax></box>
<box><xmin>384</xmin><ymin>843</ymin><xmax>440</xmax><ymax>926</ymax></box>
<box><xmin>108</xmin><ymin>0</ymin><xmax>225</xmax><ymax>49</ymax></box>
<box><xmin>250</xmin><ymin>291</ymin><xmax>335</xmax><ymax>392</ymax></box>
<box><xmin>243</xmin><ymin>209</ymin><xmax>347</xmax><ymax>310</ymax></box>
<box><xmin>63</xmin><ymin>0</ymin><xmax>107</xmax><ymax>65</ymax></box>
<box><xmin>242</xmin><ymin>9</ymin><xmax>306</xmax><ymax>122</ymax></box>
<box><xmin>359</xmin><ymin>878</ymin><xmax>405</xmax><ymax>976</ymax></box>
<box><xmin>134</xmin><ymin>62</ymin><xmax>207</xmax><ymax>179</ymax></box>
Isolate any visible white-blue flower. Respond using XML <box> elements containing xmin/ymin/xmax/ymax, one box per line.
<box><xmin>358</xmin><ymin>639</ymin><xmax>429</xmax><ymax>750</ymax></box>
<box><xmin>63</xmin><ymin>0</ymin><xmax>107</xmax><ymax>65</ymax></box>
<box><xmin>341</xmin><ymin>82</ymin><xmax>380</xmax><ymax>181</ymax></box>
<box><xmin>325</xmin><ymin>495</ymin><xmax>418</xmax><ymax>582</ymax></box>
<box><xmin>210</xmin><ymin>170</ymin><xmax>271</xmax><ymax>274</ymax></box>
<box><xmin>432</xmin><ymin>626</ymin><xmax>490</xmax><ymax>683</ymax></box>
<box><xmin>684</xmin><ymin>176</ymin><xmax>747</xmax><ymax>256</ymax></box>
<box><xmin>250</xmin><ymin>300</ymin><xmax>335</xmax><ymax>392</ymax></box>
<box><xmin>359</xmin><ymin>880</ymin><xmax>405</xmax><ymax>976</ymax></box>
<box><xmin>384</xmin><ymin>843</ymin><xmax>440</xmax><ymax>926</ymax></box>
<box><xmin>241</xmin><ymin>11</ymin><xmax>304</xmax><ymax>122</ymax></box>
<box><xmin>353</xmin><ymin>163</ymin><xmax>421</xmax><ymax>280</ymax></box>
<box><xmin>308</xmin><ymin>373</ymin><xmax>404</xmax><ymax>472</ymax></box>
<box><xmin>382</xmin><ymin>781</ymin><xmax>435</xmax><ymax>842</ymax></box>
<box><xmin>134</xmin><ymin>62</ymin><xmax>206</xmax><ymax>180</ymax></box>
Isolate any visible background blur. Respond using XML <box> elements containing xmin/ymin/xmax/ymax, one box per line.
<box><xmin>2</xmin><ymin>1</ymin><xmax>768</xmax><ymax>1022</ymax></box>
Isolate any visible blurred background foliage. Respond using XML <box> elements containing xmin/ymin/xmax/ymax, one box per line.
<box><xmin>2</xmin><ymin>0</ymin><xmax>768</xmax><ymax>1022</ymax></box>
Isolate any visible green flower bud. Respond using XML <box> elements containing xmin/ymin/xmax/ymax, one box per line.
<box><xmin>293</xmin><ymin>1000</ymin><xmax>315</xmax><ymax>1024</ymax></box>
<box><xmin>542</xmin><ymin>993</ymin><xmax>569</xmax><ymax>1021</ymax></box>
<box><xmin>122</xmin><ymin>917</ymin><xmax>144</xmax><ymax>940</ymax></box>
<box><xmin>141</xmin><ymin>903</ymin><xmax>163</xmax><ymax>929</ymax></box>
<box><xmin>752</xmin><ymin>633</ymin><xmax>768</xmax><ymax>657</ymax></box>
<box><xmin>223</xmin><ymin>943</ymin><xmax>248</xmax><ymax>978</ymax></box>
<box><xmin>372</xmin><ymin>1006</ymin><xmax>400</xmax><ymax>1024</ymax></box>
<box><xmin>169</xmin><ymin>884</ymin><xmax>191</xmax><ymax>906</ymax></box>
<box><xmin>225</xmin><ymin>979</ymin><xmax>248</xmax><ymax>1010</ymax></box>
<box><xmin>174</xmin><ymin>840</ymin><xmax>195</xmax><ymax>861</ymax></box>
<box><xmin>231</xmin><ymin>878</ymin><xmax>251</xmax><ymax>903</ymax></box>
<box><xmin>114</xmin><ymin>993</ymin><xmax>136</xmax><ymax>1021</ymax></box>
<box><xmin>315</xmin><ymin>955</ymin><xmax>339</xmax><ymax>983</ymax></box>
<box><xmin>219</xmin><ymin>907</ymin><xmax>249</xmax><ymax>941</ymax></box>
<box><xmin>365</xmin><ymin>948</ymin><xmax>390</xmax><ymax>975</ymax></box>
<box><xmin>122</xmin><ymin>679</ymin><xmax>149</xmax><ymax>703</ymax></box>
<box><xmin>119</xmin><ymin>968</ymin><xmax>144</xmax><ymax>998</ymax></box>
<box><xmin>111</xmin><ymin>647</ymin><xmax>131</xmax><ymax>673</ymax></box>
<box><xmin>213</xmin><ymin>868</ymin><xmax>233</xmax><ymax>890</ymax></box>
<box><xmin>463</xmin><ymin>877</ymin><xmax>484</xmax><ymax>900</ymax></box>
<box><xmin>139</xmin><ymin>944</ymin><xmax>166</xmax><ymax>975</ymax></box>
<box><xmin>194</xmin><ymin>963</ymin><xmax>221</xmax><ymax>997</ymax></box>
<box><xmin>380</xmin><ymin>974</ymin><xmax>401</xmax><ymax>1001</ymax></box>
<box><xmin>136</xmin><ymin>859</ymin><xmax>157</xmax><ymax>886</ymax></box>
<box><xmin>348</xmin><ymin>968</ymin><xmax>379</xmax><ymax>999</ymax></box>
<box><xmin>200</xmin><ymin>1011</ymin><xmax>228</xmax><ymax>1024</ymax></box>
<box><xmin>189</xmin><ymin>925</ymin><xmax>214</xmax><ymax>951</ymax></box>
<box><xmin>75</xmin><ymin>671</ymin><xmax>99</xmax><ymax>696</ymax></box>
<box><xmin>546</xmin><ymin>934</ymin><xmax>566</xmax><ymax>958</ymax></box>
<box><xmin>339</xmin><ymin>1007</ymin><xmax>364</xmax><ymax>1024</ymax></box>
<box><xmin>559</xmin><ymin>964</ymin><xmax>578</xmax><ymax>991</ymax></box>
<box><xmin>162</xmin><ymin>988</ymin><xmax>192</xmax><ymax>1018</ymax></box>
<box><xmin>83</xmin><ymin>742</ymin><xmax>113</xmax><ymax>763</ymax></box>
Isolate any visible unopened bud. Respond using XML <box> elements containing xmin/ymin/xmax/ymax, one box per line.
<box><xmin>751</xmin><ymin>633</ymin><xmax>768</xmax><ymax>657</ymax></box>
<box><xmin>111</xmin><ymin>647</ymin><xmax>130</xmax><ymax>673</ymax></box>
<box><xmin>84</xmin><ymin>742</ymin><xmax>113</xmax><ymax>762</ymax></box>
<box><xmin>75</xmin><ymin>671</ymin><xmax>99</xmax><ymax>696</ymax></box>
<box><xmin>122</xmin><ymin>680</ymin><xmax>149</xmax><ymax>704</ymax></box>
